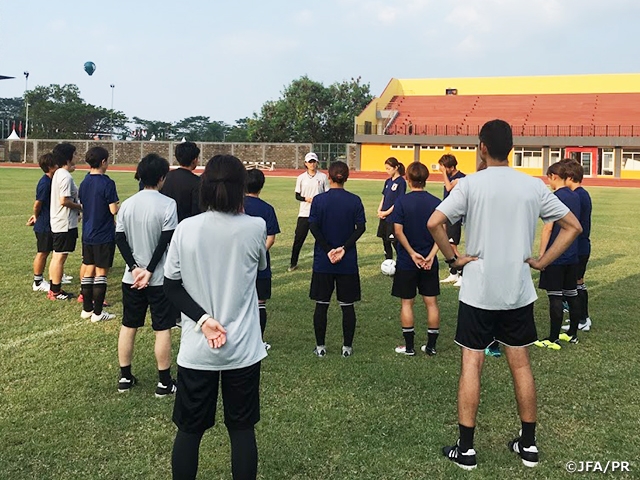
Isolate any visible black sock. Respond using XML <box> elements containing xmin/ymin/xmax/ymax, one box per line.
<box><xmin>402</xmin><ymin>327</ymin><xmax>415</xmax><ymax>351</ymax></box>
<box><xmin>93</xmin><ymin>276</ymin><xmax>107</xmax><ymax>315</ymax></box>
<box><xmin>51</xmin><ymin>282</ymin><xmax>61</xmax><ymax>294</ymax></box>
<box><xmin>583</xmin><ymin>286</ymin><xmax>589</xmax><ymax>318</ymax></box>
<box><xmin>459</xmin><ymin>424</ymin><xmax>475</xmax><ymax>452</ymax></box>
<box><xmin>81</xmin><ymin>276</ymin><xmax>95</xmax><ymax>312</ymax></box>
<box><xmin>172</xmin><ymin>429</ymin><xmax>204</xmax><ymax>480</ymax></box>
<box><xmin>159</xmin><ymin>368</ymin><xmax>172</xmax><ymax>386</ymax></box>
<box><xmin>383</xmin><ymin>239</ymin><xmax>394</xmax><ymax>260</ymax></box>
<box><xmin>120</xmin><ymin>365</ymin><xmax>132</xmax><ymax>379</ymax></box>
<box><xmin>228</xmin><ymin>427</ymin><xmax>258</xmax><ymax>480</ymax></box>
<box><xmin>566</xmin><ymin>294</ymin><xmax>581</xmax><ymax>336</ymax></box>
<box><xmin>259</xmin><ymin>305</ymin><xmax>267</xmax><ymax>336</ymax></box>
<box><xmin>34</xmin><ymin>274</ymin><xmax>44</xmax><ymax>285</ymax></box>
<box><xmin>427</xmin><ymin>328</ymin><xmax>439</xmax><ymax>350</ymax></box>
<box><xmin>313</xmin><ymin>303</ymin><xmax>329</xmax><ymax>346</ymax></box>
<box><xmin>578</xmin><ymin>285</ymin><xmax>589</xmax><ymax>320</ymax></box>
<box><xmin>548</xmin><ymin>295</ymin><xmax>563</xmax><ymax>341</ymax></box>
<box><xmin>341</xmin><ymin>304</ymin><xmax>356</xmax><ymax>348</ymax></box>
<box><xmin>521</xmin><ymin>421</ymin><xmax>536</xmax><ymax>447</ymax></box>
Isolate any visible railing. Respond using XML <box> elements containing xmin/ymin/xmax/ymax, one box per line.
<box><xmin>355</xmin><ymin>124</ymin><xmax>640</xmax><ymax>137</ymax></box>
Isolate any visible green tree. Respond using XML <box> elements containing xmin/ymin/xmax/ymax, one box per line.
<box><xmin>174</xmin><ymin>116</ymin><xmax>229</xmax><ymax>142</ymax></box>
<box><xmin>249</xmin><ymin>76</ymin><xmax>373</xmax><ymax>143</ymax></box>
<box><xmin>27</xmin><ymin>84</ymin><xmax>127</xmax><ymax>139</ymax></box>
<box><xmin>0</xmin><ymin>97</ymin><xmax>24</xmax><ymax>137</ymax></box>
<box><xmin>131</xmin><ymin>117</ymin><xmax>175</xmax><ymax>141</ymax></box>
<box><xmin>225</xmin><ymin>117</ymin><xmax>251</xmax><ymax>142</ymax></box>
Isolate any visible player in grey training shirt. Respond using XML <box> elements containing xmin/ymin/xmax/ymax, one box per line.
<box><xmin>164</xmin><ymin>155</ymin><xmax>267</xmax><ymax>480</ymax></box>
<box><xmin>428</xmin><ymin>120</ymin><xmax>582</xmax><ymax>470</ymax></box>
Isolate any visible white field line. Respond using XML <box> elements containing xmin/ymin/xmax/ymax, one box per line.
<box><xmin>1</xmin><ymin>319</ymin><xmax>84</xmax><ymax>351</ymax></box>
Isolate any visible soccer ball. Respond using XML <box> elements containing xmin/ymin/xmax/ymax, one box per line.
<box><xmin>381</xmin><ymin>259</ymin><xmax>396</xmax><ymax>276</ymax></box>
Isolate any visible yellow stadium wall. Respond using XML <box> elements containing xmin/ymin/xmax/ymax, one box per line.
<box><xmin>361</xmin><ymin>144</ymin><xmax>415</xmax><ymax>171</ymax></box>
<box><xmin>621</xmin><ymin>170</ymin><xmax>640</xmax><ymax>179</ymax></box>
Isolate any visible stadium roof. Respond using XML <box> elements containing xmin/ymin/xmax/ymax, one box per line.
<box><xmin>0</xmin><ymin>75</ymin><xmax>15</xmax><ymax>80</ymax></box>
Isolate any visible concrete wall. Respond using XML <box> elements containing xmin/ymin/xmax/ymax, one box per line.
<box><xmin>0</xmin><ymin>140</ymin><xmax>314</xmax><ymax>169</ymax></box>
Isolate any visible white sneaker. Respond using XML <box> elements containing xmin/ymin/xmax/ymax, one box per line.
<box><xmin>80</xmin><ymin>310</ymin><xmax>93</xmax><ymax>319</ymax></box>
<box><xmin>453</xmin><ymin>277</ymin><xmax>463</xmax><ymax>287</ymax></box>
<box><xmin>440</xmin><ymin>273</ymin><xmax>459</xmax><ymax>284</ymax></box>
<box><xmin>341</xmin><ymin>346</ymin><xmax>353</xmax><ymax>358</ymax></box>
<box><xmin>91</xmin><ymin>311</ymin><xmax>116</xmax><ymax>323</ymax></box>
<box><xmin>62</xmin><ymin>274</ymin><xmax>73</xmax><ymax>284</ymax></box>
<box><xmin>561</xmin><ymin>317</ymin><xmax>591</xmax><ymax>332</ymax></box>
<box><xmin>32</xmin><ymin>280</ymin><xmax>50</xmax><ymax>292</ymax></box>
<box><xmin>264</xmin><ymin>342</ymin><xmax>271</xmax><ymax>351</ymax></box>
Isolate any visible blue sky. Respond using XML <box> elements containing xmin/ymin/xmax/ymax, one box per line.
<box><xmin>2</xmin><ymin>0</ymin><xmax>639</xmax><ymax>124</ymax></box>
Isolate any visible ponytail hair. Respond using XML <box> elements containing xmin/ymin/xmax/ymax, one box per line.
<box><xmin>200</xmin><ymin>155</ymin><xmax>247</xmax><ymax>214</ymax></box>
<box><xmin>385</xmin><ymin>157</ymin><xmax>405</xmax><ymax>176</ymax></box>
<box><xmin>328</xmin><ymin>161</ymin><xmax>349</xmax><ymax>185</ymax></box>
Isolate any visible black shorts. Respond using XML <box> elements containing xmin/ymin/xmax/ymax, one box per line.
<box><xmin>376</xmin><ymin>219</ymin><xmax>395</xmax><ymax>241</ymax></box>
<box><xmin>310</xmin><ymin>272</ymin><xmax>361</xmax><ymax>303</ymax></box>
<box><xmin>576</xmin><ymin>255</ymin><xmax>590</xmax><ymax>280</ymax></box>
<box><xmin>538</xmin><ymin>264</ymin><xmax>578</xmax><ymax>294</ymax></box>
<box><xmin>82</xmin><ymin>242</ymin><xmax>116</xmax><ymax>269</ymax></box>
<box><xmin>391</xmin><ymin>265</ymin><xmax>440</xmax><ymax>299</ymax></box>
<box><xmin>35</xmin><ymin>231</ymin><xmax>53</xmax><ymax>253</ymax></box>
<box><xmin>455</xmin><ymin>301</ymin><xmax>537</xmax><ymax>350</ymax></box>
<box><xmin>446</xmin><ymin>220</ymin><xmax>462</xmax><ymax>245</ymax></box>
<box><xmin>121</xmin><ymin>283</ymin><xmax>177</xmax><ymax>331</ymax></box>
<box><xmin>52</xmin><ymin>228</ymin><xmax>78</xmax><ymax>254</ymax></box>
<box><xmin>173</xmin><ymin>362</ymin><xmax>261</xmax><ymax>433</ymax></box>
<box><xmin>256</xmin><ymin>277</ymin><xmax>271</xmax><ymax>300</ymax></box>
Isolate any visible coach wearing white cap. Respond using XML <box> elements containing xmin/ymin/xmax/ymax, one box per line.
<box><xmin>288</xmin><ymin>153</ymin><xmax>329</xmax><ymax>271</ymax></box>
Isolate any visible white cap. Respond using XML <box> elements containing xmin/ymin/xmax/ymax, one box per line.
<box><xmin>304</xmin><ymin>152</ymin><xmax>318</xmax><ymax>163</ymax></box>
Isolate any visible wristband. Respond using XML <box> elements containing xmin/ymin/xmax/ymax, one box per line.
<box><xmin>445</xmin><ymin>255</ymin><xmax>458</xmax><ymax>265</ymax></box>
<box><xmin>195</xmin><ymin>314</ymin><xmax>211</xmax><ymax>333</ymax></box>
<box><xmin>128</xmin><ymin>263</ymin><xmax>139</xmax><ymax>272</ymax></box>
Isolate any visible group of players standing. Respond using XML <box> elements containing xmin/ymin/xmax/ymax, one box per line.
<box><xmin>26</xmin><ymin>119</ymin><xmax>592</xmax><ymax>476</ymax></box>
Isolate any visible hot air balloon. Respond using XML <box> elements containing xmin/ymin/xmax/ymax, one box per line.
<box><xmin>84</xmin><ymin>61</ymin><xmax>96</xmax><ymax>76</ymax></box>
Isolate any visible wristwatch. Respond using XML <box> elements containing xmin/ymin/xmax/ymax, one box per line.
<box><xmin>128</xmin><ymin>263</ymin><xmax>139</xmax><ymax>272</ymax></box>
<box><xmin>445</xmin><ymin>255</ymin><xmax>458</xmax><ymax>265</ymax></box>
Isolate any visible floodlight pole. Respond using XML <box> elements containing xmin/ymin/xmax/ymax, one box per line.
<box><xmin>23</xmin><ymin>71</ymin><xmax>29</xmax><ymax>163</ymax></box>
<box><xmin>110</xmin><ymin>84</ymin><xmax>115</xmax><ymax>139</ymax></box>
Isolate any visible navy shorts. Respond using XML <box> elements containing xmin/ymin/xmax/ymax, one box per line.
<box><xmin>455</xmin><ymin>301</ymin><xmax>537</xmax><ymax>350</ymax></box>
<box><xmin>173</xmin><ymin>362</ymin><xmax>261</xmax><ymax>433</ymax></box>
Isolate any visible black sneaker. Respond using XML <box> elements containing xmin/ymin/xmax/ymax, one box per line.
<box><xmin>118</xmin><ymin>375</ymin><xmax>137</xmax><ymax>393</ymax></box>
<box><xmin>155</xmin><ymin>379</ymin><xmax>177</xmax><ymax>398</ymax></box>
<box><xmin>443</xmin><ymin>441</ymin><xmax>477</xmax><ymax>470</ymax></box>
<box><xmin>508</xmin><ymin>434</ymin><xmax>539</xmax><ymax>467</ymax></box>
<box><xmin>421</xmin><ymin>344</ymin><xmax>437</xmax><ymax>356</ymax></box>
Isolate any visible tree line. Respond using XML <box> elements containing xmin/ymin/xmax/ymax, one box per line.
<box><xmin>1</xmin><ymin>76</ymin><xmax>373</xmax><ymax>144</ymax></box>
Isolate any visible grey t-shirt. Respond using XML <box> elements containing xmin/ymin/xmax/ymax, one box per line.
<box><xmin>116</xmin><ymin>190</ymin><xmax>178</xmax><ymax>286</ymax></box>
<box><xmin>50</xmin><ymin>168</ymin><xmax>79</xmax><ymax>233</ymax></box>
<box><xmin>295</xmin><ymin>171</ymin><xmax>329</xmax><ymax>217</ymax></box>
<box><xmin>164</xmin><ymin>210</ymin><xmax>268</xmax><ymax>371</ymax></box>
<box><xmin>437</xmin><ymin>166</ymin><xmax>569</xmax><ymax>310</ymax></box>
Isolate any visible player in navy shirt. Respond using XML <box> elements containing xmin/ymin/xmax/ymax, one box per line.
<box><xmin>560</xmin><ymin>159</ymin><xmax>593</xmax><ymax>332</ymax></box>
<box><xmin>377</xmin><ymin>157</ymin><xmax>406</xmax><ymax>260</ymax></box>
<box><xmin>78</xmin><ymin>146</ymin><xmax>120</xmax><ymax>322</ymax></box>
<box><xmin>438</xmin><ymin>154</ymin><xmax>466</xmax><ymax>284</ymax></box>
<box><xmin>390</xmin><ymin>162</ymin><xmax>443</xmax><ymax>356</ymax></box>
<box><xmin>244</xmin><ymin>168</ymin><xmax>281</xmax><ymax>350</ymax></box>
<box><xmin>26</xmin><ymin>153</ymin><xmax>59</xmax><ymax>292</ymax></box>
<box><xmin>536</xmin><ymin>161</ymin><xmax>582</xmax><ymax>349</ymax></box>
<box><xmin>309</xmin><ymin>161</ymin><xmax>366</xmax><ymax>358</ymax></box>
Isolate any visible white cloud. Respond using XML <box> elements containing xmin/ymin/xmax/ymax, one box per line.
<box><xmin>293</xmin><ymin>9</ymin><xmax>313</xmax><ymax>26</ymax></box>
<box><xmin>216</xmin><ymin>31</ymin><xmax>298</xmax><ymax>59</ymax></box>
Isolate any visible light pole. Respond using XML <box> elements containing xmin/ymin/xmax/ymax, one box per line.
<box><xmin>23</xmin><ymin>71</ymin><xmax>29</xmax><ymax>163</ymax></box>
<box><xmin>110</xmin><ymin>84</ymin><xmax>115</xmax><ymax>139</ymax></box>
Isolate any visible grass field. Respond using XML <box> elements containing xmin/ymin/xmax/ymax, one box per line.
<box><xmin>1</xmin><ymin>166</ymin><xmax>639</xmax><ymax>479</ymax></box>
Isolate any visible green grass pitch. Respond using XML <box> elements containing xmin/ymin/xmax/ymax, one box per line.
<box><xmin>0</xmin><ymin>167</ymin><xmax>638</xmax><ymax>479</ymax></box>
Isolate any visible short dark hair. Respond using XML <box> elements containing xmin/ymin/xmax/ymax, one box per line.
<box><xmin>85</xmin><ymin>146</ymin><xmax>109</xmax><ymax>168</ymax></box>
<box><xmin>246</xmin><ymin>168</ymin><xmax>265</xmax><ymax>194</ymax></box>
<box><xmin>52</xmin><ymin>142</ymin><xmax>77</xmax><ymax>167</ymax></box>
<box><xmin>559</xmin><ymin>158</ymin><xmax>584</xmax><ymax>183</ymax></box>
<box><xmin>546</xmin><ymin>161</ymin><xmax>570</xmax><ymax>179</ymax></box>
<box><xmin>38</xmin><ymin>153</ymin><xmax>57</xmax><ymax>173</ymax></box>
<box><xmin>406</xmin><ymin>162</ymin><xmax>429</xmax><ymax>188</ymax></box>
<box><xmin>135</xmin><ymin>153</ymin><xmax>170</xmax><ymax>187</ymax></box>
<box><xmin>438</xmin><ymin>154</ymin><xmax>458</xmax><ymax>169</ymax></box>
<box><xmin>328</xmin><ymin>161</ymin><xmax>349</xmax><ymax>185</ymax></box>
<box><xmin>385</xmin><ymin>157</ymin><xmax>405</xmax><ymax>176</ymax></box>
<box><xmin>175</xmin><ymin>142</ymin><xmax>200</xmax><ymax>167</ymax></box>
<box><xmin>478</xmin><ymin>119</ymin><xmax>513</xmax><ymax>161</ymax></box>
<box><xmin>200</xmin><ymin>155</ymin><xmax>246</xmax><ymax>213</ymax></box>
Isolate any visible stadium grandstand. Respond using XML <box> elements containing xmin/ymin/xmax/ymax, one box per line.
<box><xmin>354</xmin><ymin>73</ymin><xmax>640</xmax><ymax>179</ymax></box>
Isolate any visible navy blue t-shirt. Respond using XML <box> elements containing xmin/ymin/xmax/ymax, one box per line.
<box><xmin>443</xmin><ymin>170</ymin><xmax>466</xmax><ymax>199</ymax></box>
<box><xmin>381</xmin><ymin>176</ymin><xmax>406</xmax><ymax>222</ymax></box>
<box><xmin>549</xmin><ymin>186</ymin><xmax>580</xmax><ymax>266</ymax></box>
<box><xmin>309</xmin><ymin>188</ymin><xmax>366</xmax><ymax>275</ymax></box>
<box><xmin>575</xmin><ymin>186</ymin><xmax>592</xmax><ymax>256</ymax></box>
<box><xmin>34</xmin><ymin>174</ymin><xmax>52</xmax><ymax>233</ymax></box>
<box><xmin>79</xmin><ymin>173</ymin><xmax>119</xmax><ymax>244</ymax></box>
<box><xmin>244</xmin><ymin>195</ymin><xmax>280</xmax><ymax>279</ymax></box>
<box><xmin>390</xmin><ymin>191</ymin><xmax>441</xmax><ymax>271</ymax></box>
